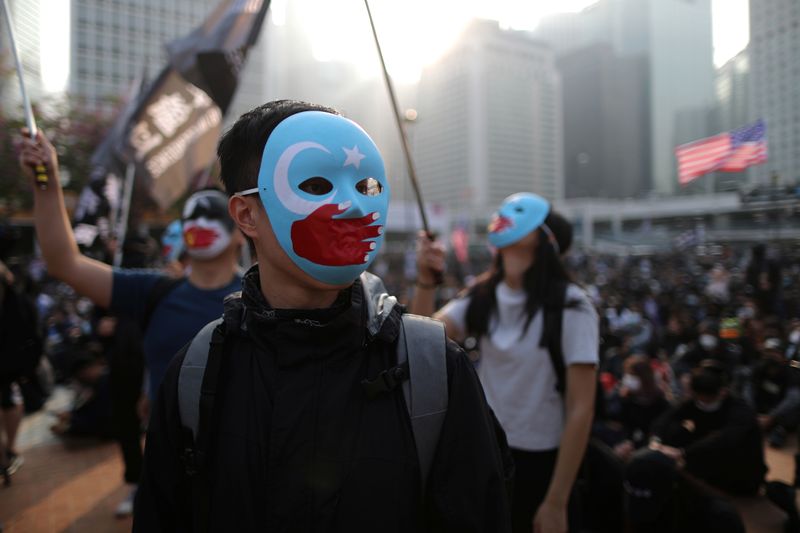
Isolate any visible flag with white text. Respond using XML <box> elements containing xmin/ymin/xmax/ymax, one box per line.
<box><xmin>119</xmin><ymin>0</ymin><xmax>270</xmax><ymax>210</ymax></box>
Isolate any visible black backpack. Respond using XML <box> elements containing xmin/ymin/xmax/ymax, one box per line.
<box><xmin>0</xmin><ymin>281</ymin><xmax>42</xmax><ymax>386</ymax></box>
<box><xmin>176</xmin><ymin>273</ymin><xmax>449</xmax><ymax>533</ymax></box>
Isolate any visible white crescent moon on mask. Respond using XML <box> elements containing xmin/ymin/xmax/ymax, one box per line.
<box><xmin>273</xmin><ymin>141</ymin><xmax>336</xmax><ymax>215</ymax></box>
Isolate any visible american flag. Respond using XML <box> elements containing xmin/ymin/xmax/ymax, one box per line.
<box><xmin>675</xmin><ymin>120</ymin><xmax>768</xmax><ymax>185</ymax></box>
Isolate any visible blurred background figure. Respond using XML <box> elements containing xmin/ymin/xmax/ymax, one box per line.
<box><xmin>650</xmin><ymin>362</ymin><xmax>766</xmax><ymax>497</ymax></box>
<box><xmin>744</xmin><ymin>337</ymin><xmax>800</xmax><ymax>449</ymax></box>
<box><xmin>624</xmin><ymin>449</ymin><xmax>745</xmax><ymax>533</ymax></box>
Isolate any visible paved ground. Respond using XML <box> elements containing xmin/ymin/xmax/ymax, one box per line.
<box><xmin>0</xmin><ymin>389</ymin><xmax>133</xmax><ymax>533</ymax></box>
<box><xmin>0</xmin><ymin>389</ymin><xmax>797</xmax><ymax>532</ymax></box>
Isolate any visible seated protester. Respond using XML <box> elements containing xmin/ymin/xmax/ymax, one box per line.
<box><xmin>785</xmin><ymin>320</ymin><xmax>800</xmax><ymax>362</ymax></box>
<box><xmin>134</xmin><ymin>101</ymin><xmax>512</xmax><ymax>532</ymax></box>
<box><xmin>661</xmin><ymin>313</ymin><xmax>695</xmax><ymax>361</ymax></box>
<box><xmin>604</xmin><ymin>354</ymin><xmax>671</xmax><ymax>461</ymax></box>
<box><xmin>672</xmin><ymin>321</ymin><xmax>737</xmax><ymax>385</ymax></box>
<box><xmin>743</xmin><ymin>337</ymin><xmax>800</xmax><ymax>448</ymax></box>
<box><xmin>650</xmin><ymin>361</ymin><xmax>766</xmax><ymax>496</ymax></box>
<box><xmin>625</xmin><ymin>449</ymin><xmax>745</xmax><ymax>533</ymax></box>
<box><xmin>51</xmin><ymin>347</ymin><xmax>113</xmax><ymax>439</ymax></box>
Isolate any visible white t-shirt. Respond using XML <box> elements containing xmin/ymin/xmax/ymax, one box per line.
<box><xmin>440</xmin><ymin>282</ymin><xmax>599</xmax><ymax>451</ymax></box>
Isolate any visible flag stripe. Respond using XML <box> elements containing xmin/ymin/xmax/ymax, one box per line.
<box><xmin>676</xmin><ymin>120</ymin><xmax>768</xmax><ymax>185</ymax></box>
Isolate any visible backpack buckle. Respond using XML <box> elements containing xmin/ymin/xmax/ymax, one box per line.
<box><xmin>361</xmin><ymin>363</ymin><xmax>409</xmax><ymax>398</ymax></box>
<box><xmin>180</xmin><ymin>446</ymin><xmax>205</xmax><ymax>477</ymax></box>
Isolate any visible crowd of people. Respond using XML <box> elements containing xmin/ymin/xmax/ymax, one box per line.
<box><xmin>0</xmin><ymin>99</ymin><xmax>798</xmax><ymax>532</ymax></box>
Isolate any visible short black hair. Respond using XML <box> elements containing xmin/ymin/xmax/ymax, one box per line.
<box><xmin>690</xmin><ymin>364</ymin><xmax>725</xmax><ymax>396</ymax></box>
<box><xmin>217</xmin><ymin>100</ymin><xmax>340</xmax><ymax>196</ymax></box>
<box><xmin>544</xmin><ymin>210</ymin><xmax>572</xmax><ymax>255</ymax></box>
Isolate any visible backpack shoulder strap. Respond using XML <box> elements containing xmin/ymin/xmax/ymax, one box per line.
<box><xmin>178</xmin><ymin>318</ymin><xmax>223</xmax><ymax>443</ymax></box>
<box><xmin>397</xmin><ymin>313</ymin><xmax>448</xmax><ymax>492</ymax></box>
<box><xmin>177</xmin><ymin>317</ymin><xmax>225</xmax><ymax>533</ymax></box>
<box><xmin>143</xmin><ymin>276</ymin><xmax>185</xmax><ymax>330</ymax></box>
<box><xmin>540</xmin><ymin>282</ymin><xmax>568</xmax><ymax>394</ymax></box>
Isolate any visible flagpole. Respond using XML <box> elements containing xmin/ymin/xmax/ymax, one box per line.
<box><xmin>363</xmin><ymin>0</ymin><xmax>431</xmax><ymax>236</ymax></box>
<box><xmin>114</xmin><ymin>163</ymin><xmax>136</xmax><ymax>268</ymax></box>
<box><xmin>1</xmin><ymin>0</ymin><xmax>48</xmax><ymax>189</ymax></box>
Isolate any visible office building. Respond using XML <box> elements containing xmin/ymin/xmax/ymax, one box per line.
<box><xmin>415</xmin><ymin>20</ymin><xmax>563</xmax><ymax>223</ymax></box>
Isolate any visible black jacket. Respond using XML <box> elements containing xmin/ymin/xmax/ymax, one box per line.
<box><xmin>134</xmin><ymin>268</ymin><xmax>512</xmax><ymax>532</ymax></box>
<box><xmin>651</xmin><ymin>396</ymin><xmax>766</xmax><ymax>495</ymax></box>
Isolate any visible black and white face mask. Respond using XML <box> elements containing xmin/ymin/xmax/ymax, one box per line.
<box><xmin>181</xmin><ymin>190</ymin><xmax>235</xmax><ymax>260</ymax></box>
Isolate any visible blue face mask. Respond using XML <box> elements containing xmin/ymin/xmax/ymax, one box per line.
<box><xmin>161</xmin><ymin>220</ymin><xmax>184</xmax><ymax>262</ymax></box>
<box><xmin>487</xmin><ymin>193</ymin><xmax>550</xmax><ymax>249</ymax></box>
<box><xmin>251</xmin><ymin>111</ymin><xmax>390</xmax><ymax>285</ymax></box>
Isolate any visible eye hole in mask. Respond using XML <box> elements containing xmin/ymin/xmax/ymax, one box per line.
<box><xmin>356</xmin><ymin>177</ymin><xmax>383</xmax><ymax>197</ymax></box>
<box><xmin>299</xmin><ymin>177</ymin><xmax>334</xmax><ymax>196</ymax></box>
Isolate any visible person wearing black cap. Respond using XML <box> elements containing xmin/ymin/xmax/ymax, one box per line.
<box><xmin>650</xmin><ymin>361</ymin><xmax>766</xmax><ymax>496</ymax></box>
<box><xmin>624</xmin><ymin>449</ymin><xmax>745</xmax><ymax>533</ymax></box>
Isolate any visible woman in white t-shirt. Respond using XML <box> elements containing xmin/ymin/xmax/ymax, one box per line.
<box><xmin>411</xmin><ymin>193</ymin><xmax>598</xmax><ymax>533</ymax></box>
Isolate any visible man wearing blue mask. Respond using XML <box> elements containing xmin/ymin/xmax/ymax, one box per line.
<box><xmin>133</xmin><ymin>100</ymin><xmax>512</xmax><ymax>532</ymax></box>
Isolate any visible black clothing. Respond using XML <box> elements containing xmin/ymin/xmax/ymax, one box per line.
<box><xmin>746</xmin><ymin>255</ymin><xmax>781</xmax><ymax>316</ymax></box>
<box><xmin>629</xmin><ymin>482</ymin><xmax>745</xmax><ymax>533</ymax></box>
<box><xmin>134</xmin><ymin>268</ymin><xmax>512</xmax><ymax>532</ymax></box>
<box><xmin>626</xmin><ymin>450</ymin><xmax>745</xmax><ymax>533</ymax></box>
<box><xmin>0</xmin><ymin>278</ymin><xmax>42</xmax><ymax>386</ymax></box>
<box><xmin>651</xmin><ymin>396</ymin><xmax>766</xmax><ymax>495</ymax></box>
<box><xmin>750</xmin><ymin>360</ymin><xmax>799</xmax><ymax>414</ymax></box>
<box><xmin>106</xmin><ymin>316</ymin><xmax>145</xmax><ymax>484</ymax></box>
<box><xmin>509</xmin><ymin>448</ymin><xmax>558</xmax><ymax>533</ymax></box>
<box><xmin>674</xmin><ymin>343</ymin><xmax>737</xmax><ymax>377</ymax></box>
<box><xmin>608</xmin><ymin>392</ymin><xmax>670</xmax><ymax>448</ymax></box>
<box><xmin>68</xmin><ymin>371</ymin><xmax>113</xmax><ymax>437</ymax></box>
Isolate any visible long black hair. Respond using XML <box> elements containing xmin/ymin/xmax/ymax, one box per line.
<box><xmin>464</xmin><ymin>210</ymin><xmax>574</xmax><ymax>340</ymax></box>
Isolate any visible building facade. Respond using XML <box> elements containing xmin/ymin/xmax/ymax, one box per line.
<box><xmin>558</xmin><ymin>44</ymin><xmax>649</xmax><ymax>199</ymax></box>
<box><xmin>69</xmin><ymin>0</ymin><xmax>212</xmax><ymax>109</ymax></box>
<box><xmin>536</xmin><ymin>0</ymin><xmax>715</xmax><ymax>197</ymax></box>
<box><xmin>415</xmin><ymin>20</ymin><xmax>563</xmax><ymax>223</ymax></box>
<box><xmin>66</xmin><ymin>0</ymin><xmax>267</xmax><ymax>119</ymax></box>
<box><xmin>1</xmin><ymin>0</ymin><xmax>46</xmax><ymax>110</ymax></box>
<box><xmin>749</xmin><ymin>0</ymin><xmax>800</xmax><ymax>184</ymax></box>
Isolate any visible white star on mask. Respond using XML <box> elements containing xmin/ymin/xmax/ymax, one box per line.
<box><xmin>342</xmin><ymin>145</ymin><xmax>366</xmax><ymax>169</ymax></box>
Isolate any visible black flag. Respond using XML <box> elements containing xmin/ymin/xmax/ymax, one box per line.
<box><xmin>118</xmin><ymin>0</ymin><xmax>270</xmax><ymax>210</ymax></box>
<box><xmin>168</xmin><ymin>0</ymin><xmax>269</xmax><ymax>114</ymax></box>
<box><xmin>73</xmin><ymin>77</ymin><xmax>146</xmax><ymax>251</ymax></box>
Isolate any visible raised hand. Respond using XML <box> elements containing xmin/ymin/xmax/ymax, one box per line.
<box><xmin>17</xmin><ymin>129</ymin><xmax>58</xmax><ymax>185</ymax></box>
<box><xmin>415</xmin><ymin>230</ymin><xmax>446</xmax><ymax>285</ymax></box>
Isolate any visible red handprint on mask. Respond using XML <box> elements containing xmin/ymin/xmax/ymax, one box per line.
<box><xmin>291</xmin><ymin>203</ymin><xmax>383</xmax><ymax>266</ymax></box>
<box><xmin>488</xmin><ymin>215</ymin><xmax>514</xmax><ymax>235</ymax></box>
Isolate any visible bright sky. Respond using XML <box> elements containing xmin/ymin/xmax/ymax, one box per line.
<box><xmin>711</xmin><ymin>0</ymin><xmax>749</xmax><ymax>66</ymax></box>
<box><xmin>272</xmin><ymin>0</ymin><xmax>750</xmax><ymax>82</ymax></box>
<box><xmin>38</xmin><ymin>0</ymin><xmax>71</xmax><ymax>93</ymax></box>
<box><xmin>34</xmin><ymin>0</ymin><xmax>750</xmax><ymax>93</ymax></box>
